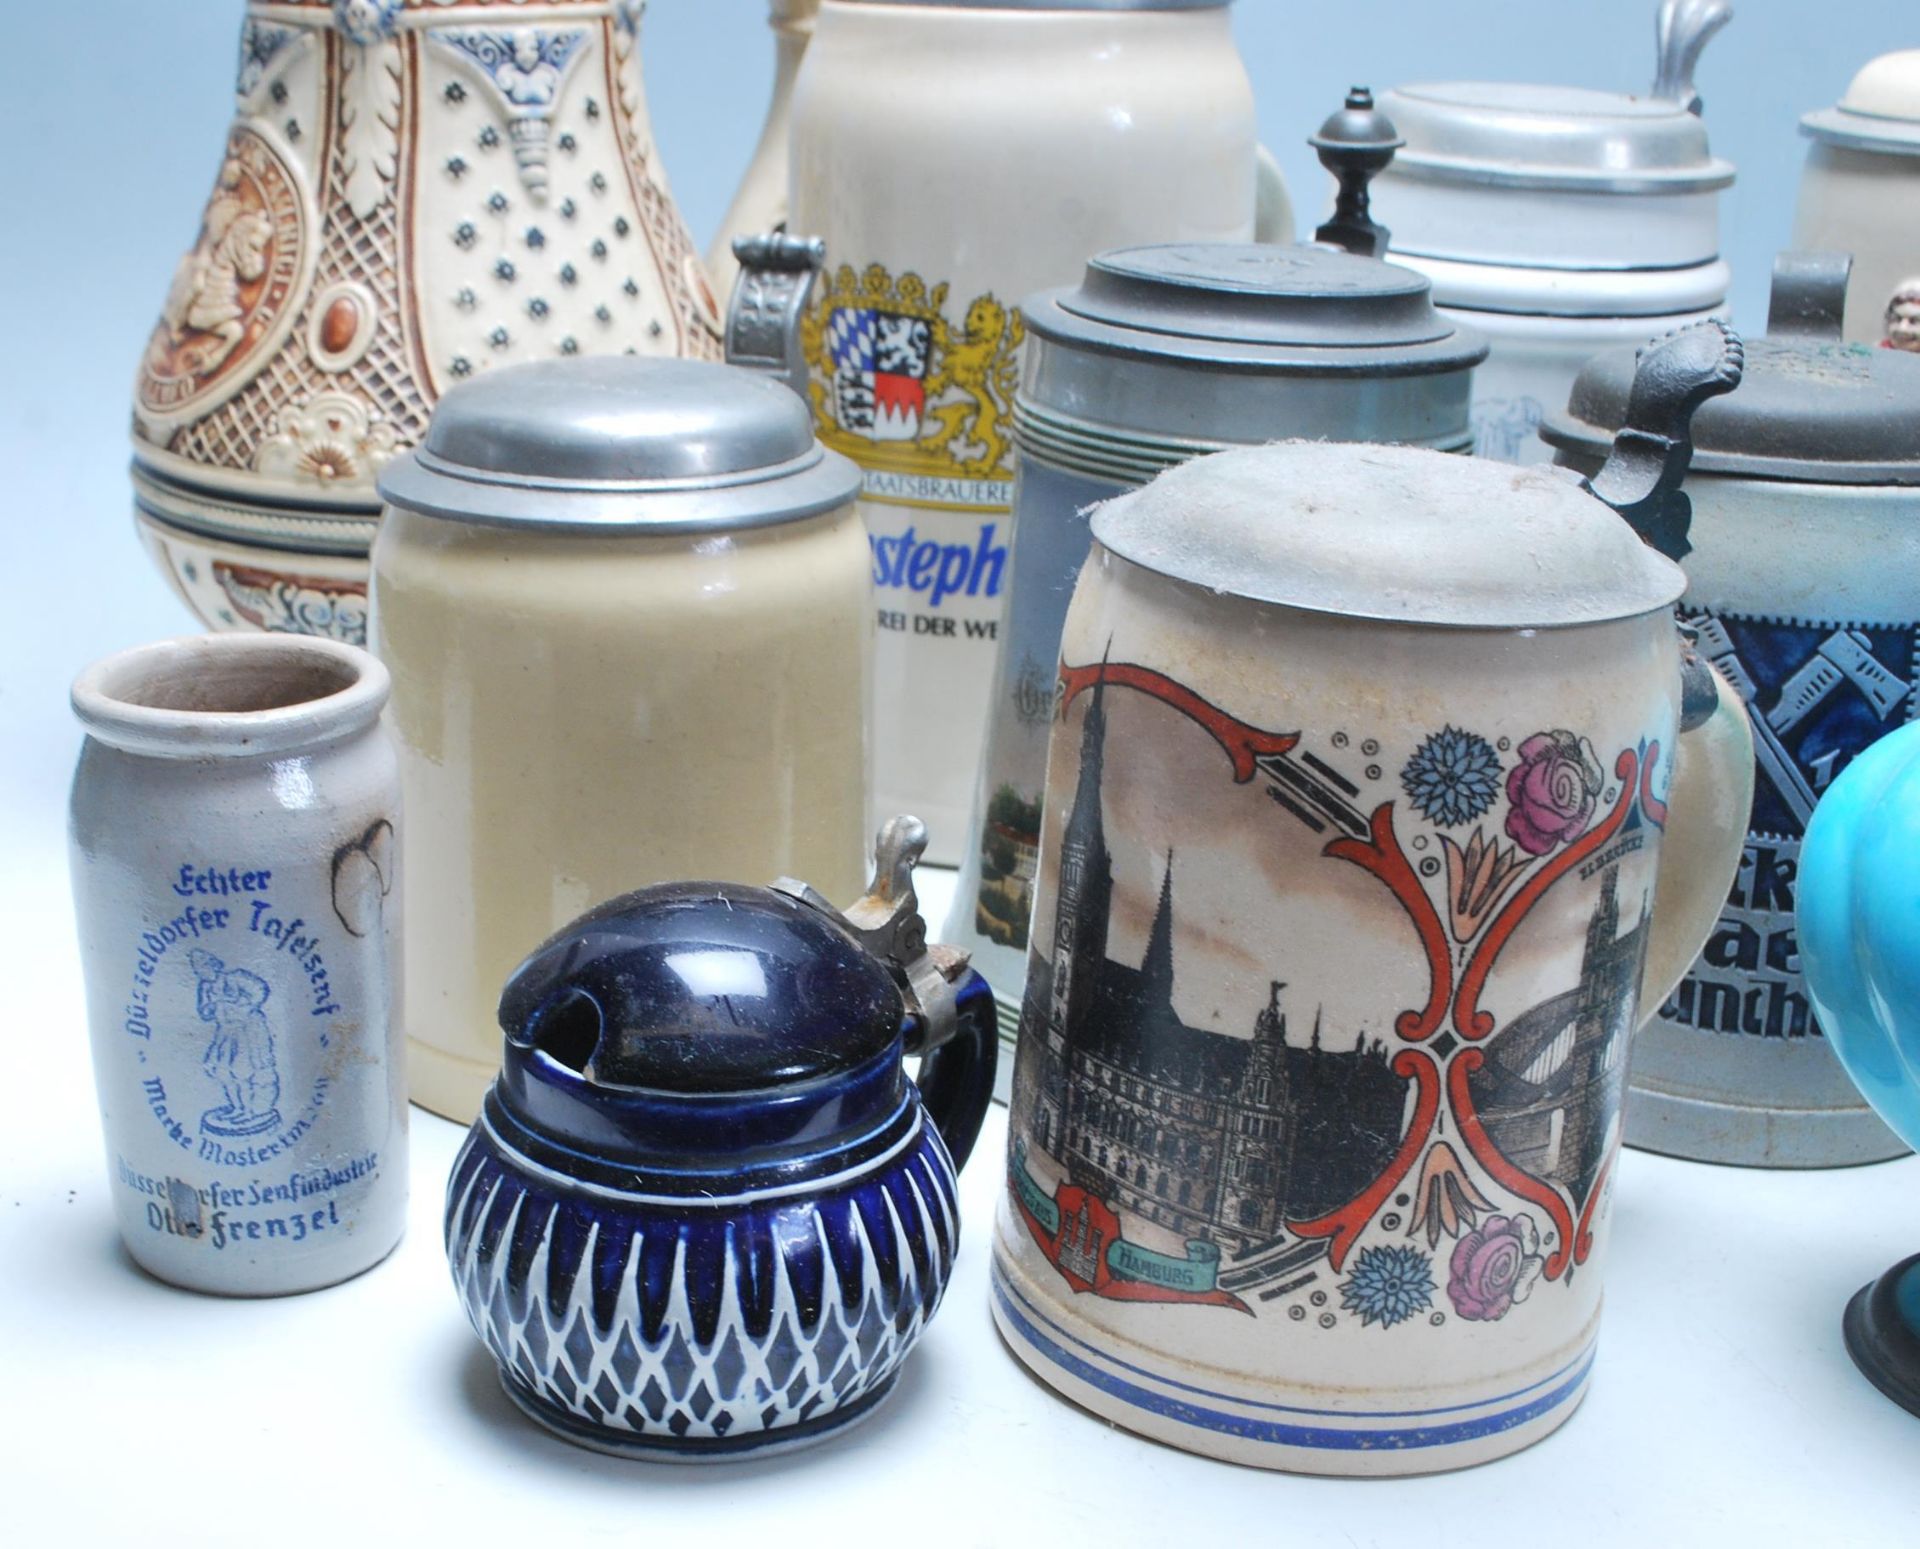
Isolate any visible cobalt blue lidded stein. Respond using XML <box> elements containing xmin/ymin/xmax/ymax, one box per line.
<box><xmin>445</xmin><ymin>818</ymin><xmax>997</xmax><ymax>1459</ymax></box>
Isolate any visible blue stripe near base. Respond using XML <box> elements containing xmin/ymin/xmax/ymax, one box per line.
<box><xmin>992</xmin><ymin>1263</ymin><xmax>1594</xmax><ymax>1453</ymax></box>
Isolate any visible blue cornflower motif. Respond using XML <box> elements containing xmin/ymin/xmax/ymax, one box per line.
<box><xmin>1339</xmin><ymin>1245</ymin><xmax>1434</xmax><ymax>1329</ymax></box>
<box><xmin>1400</xmin><ymin>725</ymin><xmax>1502</xmax><ymax>828</ymax></box>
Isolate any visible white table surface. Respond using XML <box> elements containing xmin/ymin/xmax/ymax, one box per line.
<box><xmin>2</xmin><ymin>856</ymin><xmax>1914</xmax><ymax>1546</ymax></box>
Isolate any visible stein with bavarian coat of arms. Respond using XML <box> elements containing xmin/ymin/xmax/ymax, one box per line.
<box><xmin>991</xmin><ymin>323</ymin><xmax>1755</xmax><ymax>1474</ymax></box>
<box><xmin>788</xmin><ymin>0</ymin><xmax>1291</xmax><ymax>864</ymax></box>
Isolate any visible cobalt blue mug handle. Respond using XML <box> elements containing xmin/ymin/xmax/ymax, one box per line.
<box><xmin>1798</xmin><ymin>720</ymin><xmax>1920</xmax><ymax>1417</ymax></box>
<box><xmin>910</xmin><ymin>968</ymin><xmax>998</xmax><ymax>1172</ymax></box>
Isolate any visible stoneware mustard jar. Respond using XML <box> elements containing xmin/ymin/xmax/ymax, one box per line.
<box><xmin>789</xmin><ymin>0</ymin><xmax>1290</xmax><ymax>863</ymax></box>
<box><xmin>946</xmin><ymin>93</ymin><xmax>1487</xmax><ymax>1087</ymax></box>
<box><xmin>132</xmin><ymin>0</ymin><xmax>722</xmax><ymax>643</ymax></box>
<box><xmin>69</xmin><ymin>634</ymin><xmax>406</xmax><ymax>1295</ymax></box>
<box><xmin>373</xmin><ymin>356</ymin><xmax>867</xmax><ymax>1124</ymax></box>
<box><xmin>1545</xmin><ymin>254</ymin><xmax>1920</xmax><ymax>1167</ymax></box>
<box><xmin>991</xmin><ymin>323</ymin><xmax>1755</xmax><ymax>1474</ymax></box>
<box><xmin>1795</xmin><ymin>50</ymin><xmax>1920</xmax><ymax>352</ymax></box>
<box><xmin>1371</xmin><ymin>0</ymin><xmax>1735</xmax><ymax>463</ymax></box>
<box><xmin>446</xmin><ymin>818</ymin><xmax>998</xmax><ymax>1458</ymax></box>
<box><xmin>1798</xmin><ymin>721</ymin><xmax>1920</xmax><ymax>1417</ymax></box>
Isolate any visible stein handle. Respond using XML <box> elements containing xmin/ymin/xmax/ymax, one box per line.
<box><xmin>1638</xmin><ymin>657</ymin><xmax>1754</xmax><ymax>1022</ymax></box>
<box><xmin>912</xmin><ymin>972</ymin><xmax>999</xmax><ymax>1172</ymax></box>
<box><xmin>1253</xmin><ymin>144</ymin><xmax>1295</xmax><ymax>244</ymax></box>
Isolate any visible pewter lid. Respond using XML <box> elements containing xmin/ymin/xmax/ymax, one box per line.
<box><xmin>840</xmin><ymin>0</ymin><xmax>1227</xmax><ymax>9</ymax></box>
<box><xmin>1802</xmin><ymin>50</ymin><xmax>1920</xmax><ymax>155</ymax></box>
<box><xmin>376</xmin><ymin>357</ymin><xmax>861</xmax><ymax>531</ymax></box>
<box><xmin>1544</xmin><ymin>254</ymin><xmax>1920</xmax><ymax>485</ymax></box>
<box><xmin>1088</xmin><ymin>442</ymin><xmax>1685</xmax><ymax>629</ymax></box>
<box><xmin>1378</xmin><ymin>1</ymin><xmax>1734</xmax><ymax>195</ymax></box>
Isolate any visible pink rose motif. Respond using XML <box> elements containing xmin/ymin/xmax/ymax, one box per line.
<box><xmin>1504</xmin><ymin>730</ymin><xmax>1603</xmax><ymax>856</ymax></box>
<box><xmin>1447</xmin><ymin>1212</ymin><xmax>1546</xmax><ymax>1322</ymax></box>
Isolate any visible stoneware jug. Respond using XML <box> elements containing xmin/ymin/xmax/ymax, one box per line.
<box><xmin>789</xmin><ymin>0</ymin><xmax>1290</xmax><ymax>864</ymax></box>
<box><xmin>69</xmin><ymin>634</ymin><xmax>406</xmax><ymax>1295</ymax></box>
<box><xmin>1545</xmin><ymin>254</ymin><xmax>1920</xmax><ymax>1168</ymax></box>
<box><xmin>944</xmin><ymin>90</ymin><xmax>1488</xmax><ymax>1094</ymax></box>
<box><xmin>1798</xmin><ymin>721</ymin><xmax>1920</xmax><ymax>1418</ymax></box>
<box><xmin>446</xmin><ymin>819</ymin><xmax>997</xmax><ymax>1458</ymax></box>
<box><xmin>707</xmin><ymin>0</ymin><xmax>820</xmax><ymax>302</ymax></box>
<box><xmin>991</xmin><ymin>323</ymin><xmax>1755</xmax><ymax>1474</ymax></box>
<box><xmin>1371</xmin><ymin>0</ymin><xmax>1735</xmax><ymax>463</ymax></box>
<box><xmin>373</xmin><ymin>354</ymin><xmax>867</xmax><ymax>1125</ymax></box>
<box><xmin>132</xmin><ymin>0</ymin><xmax>721</xmax><ymax>644</ymax></box>
<box><xmin>1795</xmin><ymin>50</ymin><xmax>1920</xmax><ymax>350</ymax></box>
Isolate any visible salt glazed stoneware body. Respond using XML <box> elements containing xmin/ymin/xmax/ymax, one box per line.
<box><xmin>789</xmin><ymin>0</ymin><xmax>1289</xmax><ymax>865</ymax></box>
<box><xmin>130</xmin><ymin>0</ymin><xmax>721</xmax><ymax>642</ymax></box>
<box><xmin>1546</xmin><ymin>255</ymin><xmax>1920</xmax><ymax>1168</ymax></box>
<box><xmin>445</xmin><ymin>820</ymin><xmax>997</xmax><ymax>1459</ymax></box>
<box><xmin>990</xmin><ymin>324</ymin><xmax>1756</xmax><ymax>1474</ymax></box>
<box><xmin>1798</xmin><ymin>722</ymin><xmax>1920</xmax><ymax>1417</ymax></box>
<box><xmin>69</xmin><ymin>634</ymin><xmax>407</xmax><ymax>1295</ymax></box>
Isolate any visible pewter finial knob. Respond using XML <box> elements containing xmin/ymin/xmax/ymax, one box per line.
<box><xmin>1308</xmin><ymin>87</ymin><xmax>1404</xmax><ymax>258</ymax></box>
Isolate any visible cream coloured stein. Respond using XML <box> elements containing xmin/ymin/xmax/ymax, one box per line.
<box><xmin>991</xmin><ymin>325</ymin><xmax>1754</xmax><ymax>1473</ymax></box>
<box><xmin>788</xmin><ymin>0</ymin><xmax>1289</xmax><ymax>863</ymax></box>
<box><xmin>372</xmin><ymin>357</ymin><xmax>867</xmax><ymax>1123</ymax></box>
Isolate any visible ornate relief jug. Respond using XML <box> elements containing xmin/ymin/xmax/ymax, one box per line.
<box><xmin>991</xmin><ymin>325</ymin><xmax>1755</xmax><ymax>1473</ymax></box>
<box><xmin>131</xmin><ymin>0</ymin><xmax>721</xmax><ymax>643</ymax></box>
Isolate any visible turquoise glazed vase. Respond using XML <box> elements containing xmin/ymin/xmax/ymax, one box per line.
<box><xmin>1798</xmin><ymin>720</ymin><xmax>1920</xmax><ymax>1416</ymax></box>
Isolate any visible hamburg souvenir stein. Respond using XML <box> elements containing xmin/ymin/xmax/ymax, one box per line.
<box><xmin>373</xmin><ymin>354</ymin><xmax>867</xmax><ymax>1124</ymax></box>
<box><xmin>945</xmin><ymin>91</ymin><xmax>1487</xmax><ymax>1086</ymax></box>
<box><xmin>1799</xmin><ymin>722</ymin><xmax>1920</xmax><ymax>1418</ymax></box>
<box><xmin>70</xmin><ymin>635</ymin><xmax>407</xmax><ymax>1295</ymax></box>
<box><xmin>132</xmin><ymin>0</ymin><xmax>722</xmax><ymax>643</ymax></box>
<box><xmin>789</xmin><ymin>0</ymin><xmax>1291</xmax><ymax>863</ymax></box>
<box><xmin>991</xmin><ymin>323</ymin><xmax>1755</xmax><ymax>1473</ymax></box>
<box><xmin>1371</xmin><ymin>0</ymin><xmax>1735</xmax><ymax>463</ymax></box>
<box><xmin>1546</xmin><ymin>255</ymin><xmax>1920</xmax><ymax>1167</ymax></box>
<box><xmin>1795</xmin><ymin>50</ymin><xmax>1920</xmax><ymax>351</ymax></box>
<box><xmin>446</xmin><ymin>819</ymin><xmax>997</xmax><ymax>1458</ymax></box>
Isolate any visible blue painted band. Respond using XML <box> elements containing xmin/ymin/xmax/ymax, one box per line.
<box><xmin>991</xmin><ymin>1263</ymin><xmax>1594</xmax><ymax>1452</ymax></box>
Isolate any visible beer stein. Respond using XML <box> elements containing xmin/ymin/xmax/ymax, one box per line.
<box><xmin>132</xmin><ymin>0</ymin><xmax>721</xmax><ymax>643</ymax></box>
<box><xmin>992</xmin><ymin>323</ymin><xmax>1754</xmax><ymax>1473</ymax></box>
<box><xmin>446</xmin><ymin>819</ymin><xmax>997</xmax><ymax>1457</ymax></box>
<box><xmin>1371</xmin><ymin>0</ymin><xmax>1735</xmax><ymax>462</ymax></box>
<box><xmin>1795</xmin><ymin>50</ymin><xmax>1920</xmax><ymax>350</ymax></box>
<box><xmin>789</xmin><ymin>0</ymin><xmax>1290</xmax><ymax>862</ymax></box>
<box><xmin>945</xmin><ymin>90</ymin><xmax>1487</xmax><ymax>1090</ymax></box>
<box><xmin>1799</xmin><ymin>722</ymin><xmax>1920</xmax><ymax>1418</ymax></box>
<box><xmin>373</xmin><ymin>354</ymin><xmax>866</xmax><ymax>1123</ymax></box>
<box><xmin>1546</xmin><ymin>254</ymin><xmax>1920</xmax><ymax>1167</ymax></box>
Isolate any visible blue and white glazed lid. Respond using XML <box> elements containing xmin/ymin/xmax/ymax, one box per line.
<box><xmin>377</xmin><ymin>357</ymin><xmax>861</xmax><ymax>533</ymax></box>
<box><xmin>1802</xmin><ymin>50</ymin><xmax>1920</xmax><ymax>156</ymax></box>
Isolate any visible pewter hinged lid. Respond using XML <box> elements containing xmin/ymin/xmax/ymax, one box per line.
<box><xmin>1802</xmin><ymin>50</ymin><xmax>1920</xmax><ymax>156</ymax></box>
<box><xmin>1378</xmin><ymin>2</ymin><xmax>1734</xmax><ymax>194</ymax></box>
<box><xmin>1544</xmin><ymin>254</ymin><xmax>1920</xmax><ymax>486</ymax></box>
<box><xmin>376</xmin><ymin>357</ymin><xmax>861</xmax><ymax>532</ymax></box>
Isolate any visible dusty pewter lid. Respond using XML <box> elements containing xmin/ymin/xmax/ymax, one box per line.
<box><xmin>842</xmin><ymin>1</ymin><xmax>1228</xmax><ymax>9</ymax></box>
<box><xmin>1377</xmin><ymin>1</ymin><xmax>1734</xmax><ymax>194</ymax></box>
<box><xmin>376</xmin><ymin>357</ymin><xmax>861</xmax><ymax>532</ymax></box>
<box><xmin>1088</xmin><ymin>442</ymin><xmax>1686</xmax><ymax>629</ymax></box>
<box><xmin>1802</xmin><ymin>50</ymin><xmax>1920</xmax><ymax>155</ymax></box>
<box><xmin>1019</xmin><ymin>244</ymin><xmax>1487</xmax><ymax>457</ymax></box>
<box><xmin>1543</xmin><ymin>254</ymin><xmax>1920</xmax><ymax>485</ymax></box>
